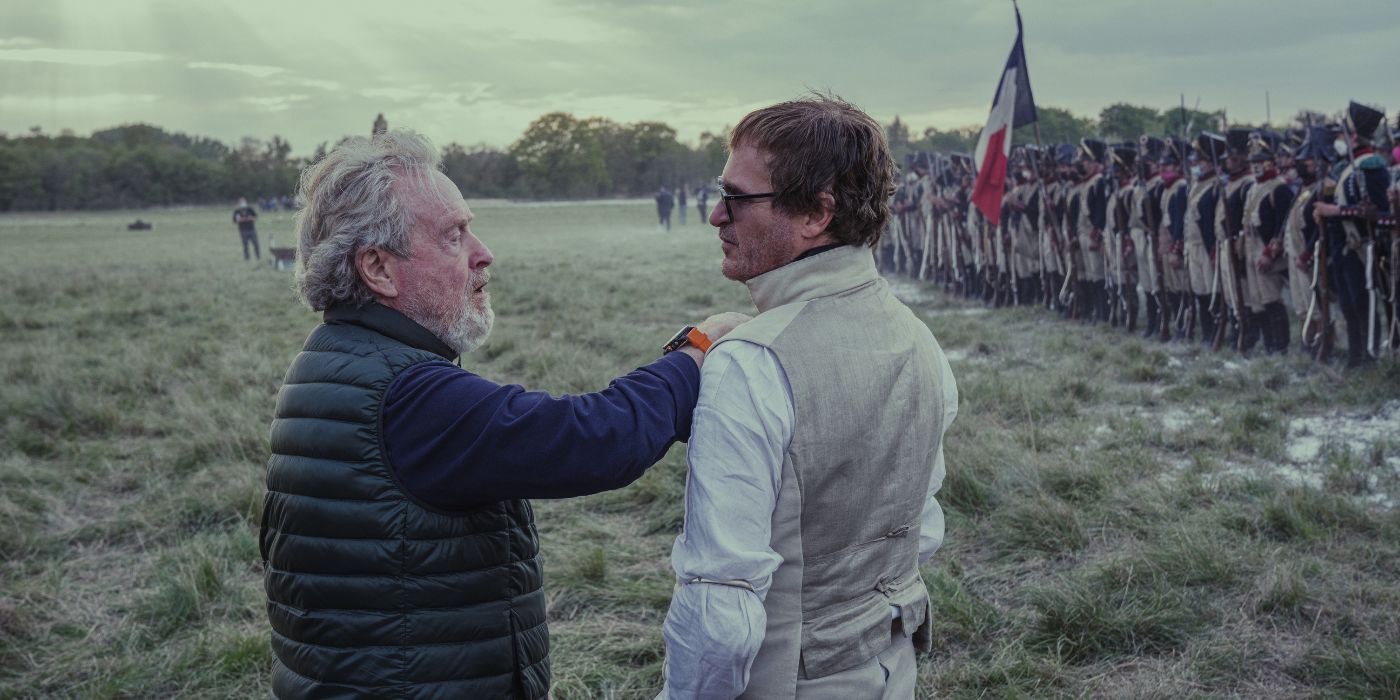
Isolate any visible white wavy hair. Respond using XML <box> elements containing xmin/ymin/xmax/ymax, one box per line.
<box><xmin>293</xmin><ymin>130</ymin><xmax>443</xmax><ymax>311</ymax></box>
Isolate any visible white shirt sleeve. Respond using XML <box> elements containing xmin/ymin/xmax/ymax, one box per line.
<box><xmin>919</xmin><ymin>343</ymin><xmax>959</xmax><ymax>566</ymax></box>
<box><xmin>658</xmin><ymin>341</ymin><xmax>792</xmax><ymax>700</ymax></box>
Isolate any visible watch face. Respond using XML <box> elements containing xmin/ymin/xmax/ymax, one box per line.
<box><xmin>663</xmin><ymin>325</ymin><xmax>696</xmax><ymax>354</ymax></box>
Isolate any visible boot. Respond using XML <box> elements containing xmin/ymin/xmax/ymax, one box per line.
<box><xmin>1343</xmin><ymin>304</ymin><xmax>1371</xmax><ymax>367</ymax></box>
<box><xmin>1264</xmin><ymin>302</ymin><xmax>1289</xmax><ymax>354</ymax></box>
<box><xmin>1239</xmin><ymin>311</ymin><xmax>1263</xmax><ymax>354</ymax></box>
<box><xmin>1143</xmin><ymin>295</ymin><xmax>1160</xmax><ymax>338</ymax></box>
<box><xmin>1196</xmin><ymin>295</ymin><xmax>1215</xmax><ymax>347</ymax></box>
<box><xmin>1160</xmin><ymin>293</ymin><xmax>1177</xmax><ymax>341</ymax></box>
<box><xmin>1126</xmin><ymin>290</ymin><xmax>1139</xmax><ymax>334</ymax></box>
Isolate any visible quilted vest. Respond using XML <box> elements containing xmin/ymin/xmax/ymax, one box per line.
<box><xmin>260</xmin><ymin>303</ymin><xmax>549</xmax><ymax>699</ymax></box>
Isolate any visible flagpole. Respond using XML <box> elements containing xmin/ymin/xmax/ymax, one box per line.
<box><xmin>1014</xmin><ymin>0</ymin><xmax>1054</xmax><ymax>307</ymax></box>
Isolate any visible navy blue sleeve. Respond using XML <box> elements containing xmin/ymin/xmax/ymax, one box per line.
<box><xmin>1261</xmin><ymin>187</ymin><xmax>1294</xmax><ymax>243</ymax></box>
<box><xmin>382</xmin><ymin>352</ymin><xmax>700</xmax><ymax>510</ymax></box>
<box><xmin>1199</xmin><ymin>187</ymin><xmax>1219</xmax><ymax>250</ymax></box>
<box><xmin>1302</xmin><ymin>196</ymin><xmax>1321</xmax><ymax>249</ymax></box>
<box><xmin>1167</xmin><ymin>186</ymin><xmax>1188</xmax><ymax>242</ymax></box>
<box><xmin>1088</xmin><ymin>180</ymin><xmax>1109</xmax><ymax>230</ymax></box>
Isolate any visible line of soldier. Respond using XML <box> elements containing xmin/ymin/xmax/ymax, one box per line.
<box><xmin>877</xmin><ymin>100</ymin><xmax>1399</xmax><ymax>369</ymax></box>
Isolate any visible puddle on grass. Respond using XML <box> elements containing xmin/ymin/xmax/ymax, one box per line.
<box><xmin>1282</xmin><ymin>401</ymin><xmax>1400</xmax><ymax>507</ymax></box>
<box><xmin>1134</xmin><ymin>400</ymin><xmax>1398</xmax><ymax>508</ymax></box>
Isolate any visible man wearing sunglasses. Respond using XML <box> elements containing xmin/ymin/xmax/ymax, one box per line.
<box><xmin>658</xmin><ymin>94</ymin><xmax>959</xmax><ymax>699</ymax></box>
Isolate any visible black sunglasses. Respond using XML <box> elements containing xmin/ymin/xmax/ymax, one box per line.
<box><xmin>716</xmin><ymin>177</ymin><xmax>777</xmax><ymax>221</ymax></box>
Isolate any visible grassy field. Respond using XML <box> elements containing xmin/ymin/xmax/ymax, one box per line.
<box><xmin>1</xmin><ymin>202</ymin><xmax>1397</xmax><ymax>699</ymax></box>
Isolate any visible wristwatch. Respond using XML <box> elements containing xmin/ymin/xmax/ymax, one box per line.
<box><xmin>663</xmin><ymin>325</ymin><xmax>712</xmax><ymax>354</ymax></box>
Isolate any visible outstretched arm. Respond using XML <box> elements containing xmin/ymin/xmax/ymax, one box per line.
<box><xmin>658</xmin><ymin>341</ymin><xmax>790</xmax><ymax>699</ymax></box>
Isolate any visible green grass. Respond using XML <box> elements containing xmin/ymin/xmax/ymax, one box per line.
<box><xmin>2</xmin><ymin>203</ymin><xmax>1398</xmax><ymax>698</ymax></box>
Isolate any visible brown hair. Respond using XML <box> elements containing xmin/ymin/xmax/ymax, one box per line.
<box><xmin>730</xmin><ymin>93</ymin><xmax>896</xmax><ymax>247</ymax></box>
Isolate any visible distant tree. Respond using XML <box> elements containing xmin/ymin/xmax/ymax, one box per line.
<box><xmin>1011</xmin><ymin>106</ymin><xmax>1095</xmax><ymax>145</ymax></box>
<box><xmin>911</xmin><ymin>126</ymin><xmax>979</xmax><ymax>155</ymax></box>
<box><xmin>441</xmin><ymin>143</ymin><xmax>521</xmax><ymax>199</ymax></box>
<box><xmin>510</xmin><ymin>112</ymin><xmax>610</xmax><ymax>199</ymax></box>
<box><xmin>0</xmin><ymin>142</ymin><xmax>43</xmax><ymax>211</ymax></box>
<box><xmin>886</xmin><ymin>117</ymin><xmax>910</xmax><ymax>151</ymax></box>
<box><xmin>696</xmin><ymin>129</ymin><xmax>729</xmax><ymax>181</ymax></box>
<box><xmin>624</xmin><ymin>121</ymin><xmax>686</xmax><ymax>194</ymax></box>
<box><xmin>1098</xmin><ymin>103</ymin><xmax>1162</xmax><ymax>141</ymax></box>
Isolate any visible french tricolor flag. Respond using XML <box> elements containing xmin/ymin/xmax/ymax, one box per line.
<box><xmin>971</xmin><ymin>4</ymin><xmax>1038</xmax><ymax>226</ymax></box>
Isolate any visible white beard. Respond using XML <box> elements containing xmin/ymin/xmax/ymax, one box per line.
<box><xmin>444</xmin><ymin>293</ymin><xmax>494</xmax><ymax>355</ymax></box>
<box><xmin>406</xmin><ymin>287</ymin><xmax>494</xmax><ymax>356</ymax></box>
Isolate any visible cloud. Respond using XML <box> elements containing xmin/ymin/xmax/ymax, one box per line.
<box><xmin>188</xmin><ymin>61</ymin><xmax>287</xmax><ymax>78</ymax></box>
<box><xmin>243</xmin><ymin>94</ymin><xmax>312</xmax><ymax>112</ymax></box>
<box><xmin>1</xmin><ymin>0</ymin><xmax>1396</xmax><ymax>157</ymax></box>
<box><xmin>0</xmin><ymin>48</ymin><xmax>163</xmax><ymax>67</ymax></box>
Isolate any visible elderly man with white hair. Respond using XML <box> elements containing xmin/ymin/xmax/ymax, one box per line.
<box><xmin>259</xmin><ymin>130</ymin><xmax>745</xmax><ymax>699</ymax></box>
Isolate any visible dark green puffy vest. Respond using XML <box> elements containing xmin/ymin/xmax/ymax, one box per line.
<box><xmin>260</xmin><ymin>303</ymin><xmax>549</xmax><ymax>699</ymax></box>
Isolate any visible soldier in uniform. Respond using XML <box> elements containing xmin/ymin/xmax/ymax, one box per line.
<box><xmin>1003</xmin><ymin>152</ymin><xmax>1041</xmax><ymax>306</ymax></box>
<box><xmin>1184</xmin><ymin>133</ymin><xmax>1225</xmax><ymax>345</ymax></box>
<box><xmin>1109</xmin><ymin>144</ymin><xmax>1140</xmax><ymax>331</ymax></box>
<box><xmin>1134</xmin><ymin>137</ymin><xmax>1167</xmax><ymax>337</ymax></box>
<box><xmin>1284</xmin><ymin>125</ymin><xmax>1337</xmax><ymax>351</ymax></box>
<box><xmin>1054</xmin><ymin>144</ymin><xmax>1081</xmax><ymax>315</ymax></box>
<box><xmin>1215</xmin><ymin>128</ymin><xmax>1257</xmax><ymax>351</ymax></box>
<box><xmin>955</xmin><ymin>157</ymin><xmax>979</xmax><ymax>299</ymax></box>
<box><xmin>1241</xmin><ymin>130</ymin><xmax>1297</xmax><ymax>354</ymax></box>
<box><xmin>1043</xmin><ymin>146</ymin><xmax>1073</xmax><ymax>313</ymax></box>
<box><xmin>1011</xmin><ymin>154</ymin><xmax>1044</xmax><ymax>307</ymax></box>
<box><xmin>1159</xmin><ymin>138</ymin><xmax>1192</xmax><ymax>339</ymax></box>
<box><xmin>1315</xmin><ymin>101</ymin><xmax>1395</xmax><ymax>366</ymax></box>
<box><xmin>1074</xmin><ymin>139</ymin><xmax>1111</xmax><ymax>323</ymax></box>
<box><xmin>1027</xmin><ymin>146</ymin><xmax>1060</xmax><ymax>309</ymax></box>
<box><xmin>915</xmin><ymin>153</ymin><xmax>939</xmax><ymax>280</ymax></box>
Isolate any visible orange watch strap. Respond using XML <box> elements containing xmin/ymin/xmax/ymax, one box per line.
<box><xmin>685</xmin><ymin>327</ymin><xmax>712</xmax><ymax>353</ymax></box>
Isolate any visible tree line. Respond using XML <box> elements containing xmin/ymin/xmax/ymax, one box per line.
<box><xmin>0</xmin><ymin>102</ymin><xmax>1321</xmax><ymax>212</ymax></box>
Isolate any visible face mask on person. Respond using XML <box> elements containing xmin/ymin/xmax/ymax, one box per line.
<box><xmin>1189</xmin><ymin>165</ymin><xmax>1204</xmax><ymax>179</ymax></box>
<box><xmin>1021</xmin><ymin>169</ymin><xmax>1032</xmax><ymax>180</ymax></box>
<box><xmin>1334</xmin><ymin>139</ymin><xmax>1348</xmax><ymax>157</ymax></box>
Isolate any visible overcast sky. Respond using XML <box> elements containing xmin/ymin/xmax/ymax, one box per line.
<box><xmin>2</xmin><ymin>0</ymin><xmax>1395</xmax><ymax>155</ymax></box>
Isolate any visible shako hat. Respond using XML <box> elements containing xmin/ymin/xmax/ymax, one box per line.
<box><xmin>1248</xmin><ymin>130</ymin><xmax>1283</xmax><ymax>162</ymax></box>
<box><xmin>1224</xmin><ymin>128</ymin><xmax>1252</xmax><ymax>156</ymax></box>
<box><xmin>1078</xmin><ymin>138</ymin><xmax>1108</xmax><ymax>163</ymax></box>
<box><xmin>1193</xmin><ymin>132</ymin><xmax>1227</xmax><ymax>163</ymax></box>
<box><xmin>1138</xmin><ymin>135</ymin><xmax>1165</xmax><ymax>163</ymax></box>
<box><xmin>1346</xmin><ymin>100</ymin><xmax>1385</xmax><ymax>139</ymax></box>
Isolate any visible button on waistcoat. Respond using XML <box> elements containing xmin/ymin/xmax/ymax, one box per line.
<box><xmin>260</xmin><ymin>304</ymin><xmax>549</xmax><ymax>699</ymax></box>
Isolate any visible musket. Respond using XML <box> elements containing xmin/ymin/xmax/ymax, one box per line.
<box><xmin>1313</xmin><ymin>211</ymin><xmax>1334</xmax><ymax>364</ymax></box>
<box><xmin>1058</xmin><ymin>183</ymin><xmax>1080</xmax><ymax>313</ymax></box>
<box><xmin>1227</xmin><ymin>184</ymin><xmax>1250</xmax><ymax>354</ymax></box>
<box><xmin>1109</xmin><ymin>177</ymin><xmax>1131</xmax><ymax>327</ymax></box>
<box><xmin>1141</xmin><ymin>162</ymin><xmax>1172</xmax><ymax>341</ymax></box>
<box><xmin>1011</xmin><ymin>180</ymin><xmax>1025</xmax><ymax>306</ymax></box>
<box><xmin>1029</xmin><ymin>149</ymin><xmax>1052</xmax><ymax>309</ymax></box>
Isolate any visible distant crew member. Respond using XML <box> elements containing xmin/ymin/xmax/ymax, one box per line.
<box><xmin>233</xmin><ymin>197</ymin><xmax>260</xmax><ymax>261</ymax></box>
<box><xmin>655</xmin><ymin>185</ymin><xmax>675</xmax><ymax>231</ymax></box>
